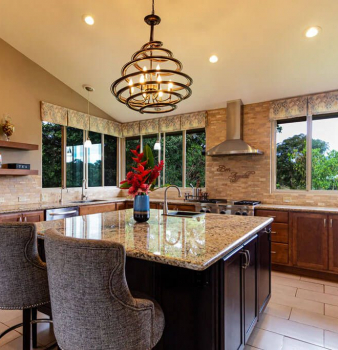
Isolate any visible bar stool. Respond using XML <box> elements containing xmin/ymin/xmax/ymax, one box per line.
<box><xmin>44</xmin><ymin>228</ymin><xmax>165</xmax><ymax>350</ymax></box>
<box><xmin>0</xmin><ymin>223</ymin><xmax>56</xmax><ymax>350</ymax></box>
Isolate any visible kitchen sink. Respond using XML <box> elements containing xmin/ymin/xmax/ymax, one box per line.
<box><xmin>163</xmin><ymin>211</ymin><xmax>205</xmax><ymax>218</ymax></box>
<box><xmin>70</xmin><ymin>199</ymin><xmax>108</xmax><ymax>204</ymax></box>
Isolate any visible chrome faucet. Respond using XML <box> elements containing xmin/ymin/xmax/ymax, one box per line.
<box><xmin>163</xmin><ymin>185</ymin><xmax>182</xmax><ymax>215</ymax></box>
<box><xmin>81</xmin><ymin>179</ymin><xmax>88</xmax><ymax>201</ymax></box>
<box><xmin>59</xmin><ymin>186</ymin><xmax>68</xmax><ymax>204</ymax></box>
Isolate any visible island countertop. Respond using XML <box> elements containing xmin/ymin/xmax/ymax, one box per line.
<box><xmin>36</xmin><ymin>209</ymin><xmax>273</xmax><ymax>271</ymax></box>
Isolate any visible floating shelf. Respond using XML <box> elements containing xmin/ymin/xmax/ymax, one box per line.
<box><xmin>0</xmin><ymin>169</ymin><xmax>38</xmax><ymax>176</ymax></box>
<box><xmin>0</xmin><ymin>140</ymin><xmax>39</xmax><ymax>150</ymax></box>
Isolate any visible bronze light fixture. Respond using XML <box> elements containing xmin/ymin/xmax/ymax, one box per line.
<box><xmin>111</xmin><ymin>0</ymin><xmax>193</xmax><ymax>114</ymax></box>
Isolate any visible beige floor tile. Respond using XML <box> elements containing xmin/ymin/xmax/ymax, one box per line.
<box><xmin>270</xmin><ymin>293</ymin><xmax>324</xmax><ymax>314</ymax></box>
<box><xmin>290</xmin><ymin>308</ymin><xmax>338</xmax><ymax>333</ymax></box>
<box><xmin>264</xmin><ymin>302</ymin><xmax>292</xmax><ymax>320</ymax></box>
<box><xmin>301</xmin><ymin>277</ymin><xmax>338</xmax><ymax>288</ymax></box>
<box><xmin>0</xmin><ymin>323</ymin><xmax>21</xmax><ymax>347</ymax></box>
<box><xmin>272</xmin><ymin>284</ymin><xmax>297</xmax><ymax>297</ymax></box>
<box><xmin>256</xmin><ymin>314</ymin><xmax>324</xmax><ymax>346</ymax></box>
<box><xmin>0</xmin><ymin>311</ymin><xmax>22</xmax><ymax>325</ymax></box>
<box><xmin>282</xmin><ymin>337</ymin><xmax>327</xmax><ymax>350</ymax></box>
<box><xmin>247</xmin><ymin>328</ymin><xmax>283</xmax><ymax>350</ymax></box>
<box><xmin>324</xmin><ymin>330</ymin><xmax>338</xmax><ymax>350</ymax></box>
<box><xmin>326</xmin><ymin>285</ymin><xmax>338</xmax><ymax>296</ymax></box>
<box><xmin>0</xmin><ymin>335</ymin><xmax>43</xmax><ymax>350</ymax></box>
<box><xmin>297</xmin><ymin>289</ymin><xmax>338</xmax><ymax>307</ymax></box>
<box><xmin>272</xmin><ymin>271</ymin><xmax>301</xmax><ymax>280</ymax></box>
<box><xmin>272</xmin><ymin>275</ymin><xmax>324</xmax><ymax>293</ymax></box>
<box><xmin>325</xmin><ymin>304</ymin><xmax>338</xmax><ymax>319</ymax></box>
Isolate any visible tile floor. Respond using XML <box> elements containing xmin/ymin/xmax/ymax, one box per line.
<box><xmin>0</xmin><ymin>271</ymin><xmax>338</xmax><ymax>349</ymax></box>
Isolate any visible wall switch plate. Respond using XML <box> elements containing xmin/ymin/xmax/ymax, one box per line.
<box><xmin>283</xmin><ymin>196</ymin><xmax>292</xmax><ymax>203</ymax></box>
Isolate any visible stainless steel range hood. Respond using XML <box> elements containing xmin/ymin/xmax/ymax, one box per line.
<box><xmin>207</xmin><ymin>99</ymin><xmax>263</xmax><ymax>156</ymax></box>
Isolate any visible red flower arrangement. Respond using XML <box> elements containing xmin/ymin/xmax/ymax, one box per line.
<box><xmin>120</xmin><ymin>144</ymin><xmax>164</xmax><ymax>196</ymax></box>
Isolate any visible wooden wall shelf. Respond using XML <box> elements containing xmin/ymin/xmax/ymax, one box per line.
<box><xmin>0</xmin><ymin>141</ymin><xmax>39</xmax><ymax>150</ymax></box>
<box><xmin>0</xmin><ymin>169</ymin><xmax>38</xmax><ymax>176</ymax></box>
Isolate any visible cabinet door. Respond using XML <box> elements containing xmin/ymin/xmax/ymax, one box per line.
<box><xmin>79</xmin><ymin>203</ymin><xmax>116</xmax><ymax>215</ymax></box>
<box><xmin>243</xmin><ymin>236</ymin><xmax>258</xmax><ymax>342</ymax></box>
<box><xmin>258</xmin><ymin>227</ymin><xmax>271</xmax><ymax>315</ymax></box>
<box><xmin>329</xmin><ymin>215</ymin><xmax>338</xmax><ymax>273</ymax></box>
<box><xmin>292</xmin><ymin>212</ymin><xmax>328</xmax><ymax>270</ymax></box>
<box><xmin>22</xmin><ymin>211</ymin><xmax>44</xmax><ymax>223</ymax></box>
<box><xmin>221</xmin><ymin>249</ymin><xmax>244</xmax><ymax>350</ymax></box>
<box><xmin>0</xmin><ymin>213</ymin><xmax>22</xmax><ymax>223</ymax></box>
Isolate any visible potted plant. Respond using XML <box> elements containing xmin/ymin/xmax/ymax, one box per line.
<box><xmin>120</xmin><ymin>144</ymin><xmax>164</xmax><ymax>222</ymax></box>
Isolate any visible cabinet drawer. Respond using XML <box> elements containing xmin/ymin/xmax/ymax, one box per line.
<box><xmin>150</xmin><ymin>203</ymin><xmax>158</xmax><ymax>209</ymax></box>
<box><xmin>79</xmin><ymin>203</ymin><xmax>116</xmax><ymax>215</ymax></box>
<box><xmin>271</xmin><ymin>243</ymin><xmax>289</xmax><ymax>265</ymax></box>
<box><xmin>116</xmin><ymin>202</ymin><xmax>126</xmax><ymax>211</ymax></box>
<box><xmin>271</xmin><ymin>223</ymin><xmax>289</xmax><ymax>243</ymax></box>
<box><xmin>255</xmin><ymin>210</ymin><xmax>288</xmax><ymax>223</ymax></box>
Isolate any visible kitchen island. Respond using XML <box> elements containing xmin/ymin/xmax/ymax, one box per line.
<box><xmin>36</xmin><ymin>209</ymin><xmax>273</xmax><ymax>350</ymax></box>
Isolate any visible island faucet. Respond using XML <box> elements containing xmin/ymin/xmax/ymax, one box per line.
<box><xmin>81</xmin><ymin>179</ymin><xmax>88</xmax><ymax>201</ymax></box>
<box><xmin>163</xmin><ymin>185</ymin><xmax>182</xmax><ymax>215</ymax></box>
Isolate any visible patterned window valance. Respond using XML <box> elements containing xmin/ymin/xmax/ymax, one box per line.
<box><xmin>89</xmin><ymin>116</ymin><xmax>108</xmax><ymax>134</ymax></box>
<box><xmin>181</xmin><ymin>111</ymin><xmax>206</xmax><ymax>130</ymax></box>
<box><xmin>68</xmin><ymin>109</ymin><xmax>89</xmax><ymax>130</ymax></box>
<box><xmin>41</xmin><ymin>101</ymin><xmax>68</xmax><ymax>126</ymax></box>
<box><xmin>140</xmin><ymin>119</ymin><xmax>159</xmax><ymax>135</ymax></box>
<box><xmin>122</xmin><ymin>122</ymin><xmax>140</xmax><ymax>137</ymax></box>
<box><xmin>269</xmin><ymin>97</ymin><xmax>308</xmax><ymax>121</ymax></box>
<box><xmin>159</xmin><ymin>115</ymin><xmax>181</xmax><ymax>132</ymax></box>
<box><xmin>106</xmin><ymin>121</ymin><xmax>122</xmax><ymax>138</ymax></box>
<box><xmin>308</xmin><ymin>91</ymin><xmax>338</xmax><ymax>116</ymax></box>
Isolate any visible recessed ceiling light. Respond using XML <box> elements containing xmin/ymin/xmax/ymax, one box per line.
<box><xmin>305</xmin><ymin>26</ymin><xmax>321</xmax><ymax>38</ymax></box>
<box><xmin>209</xmin><ymin>55</ymin><xmax>218</xmax><ymax>63</ymax></box>
<box><xmin>83</xmin><ymin>15</ymin><xmax>95</xmax><ymax>26</ymax></box>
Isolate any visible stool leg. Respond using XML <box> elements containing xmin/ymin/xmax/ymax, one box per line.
<box><xmin>23</xmin><ymin>309</ymin><xmax>31</xmax><ymax>350</ymax></box>
<box><xmin>32</xmin><ymin>307</ymin><xmax>38</xmax><ymax>348</ymax></box>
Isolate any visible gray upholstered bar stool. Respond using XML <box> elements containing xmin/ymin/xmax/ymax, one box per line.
<box><xmin>44</xmin><ymin>229</ymin><xmax>165</xmax><ymax>350</ymax></box>
<box><xmin>0</xmin><ymin>223</ymin><xmax>55</xmax><ymax>350</ymax></box>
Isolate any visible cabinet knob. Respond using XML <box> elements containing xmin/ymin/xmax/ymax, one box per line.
<box><xmin>324</xmin><ymin>219</ymin><xmax>327</xmax><ymax>228</ymax></box>
<box><xmin>330</xmin><ymin>219</ymin><xmax>333</xmax><ymax>228</ymax></box>
<box><xmin>271</xmin><ymin>251</ymin><xmax>277</xmax><ymax>254</ymax></box>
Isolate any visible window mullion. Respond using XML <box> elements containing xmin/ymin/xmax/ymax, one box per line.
<box><xmin>306</xmin><ymin>115</ymin><xmax>312</xmax><ymax>191</ymax></box>
<box><xmin>182</xmin><ymin>130</ymin><xmax>186</xmax><ymax>188</ymax></box>
<box><xmin>101</xmin><ymin>134</ymin><xmax>105</xmax><ymax>187</ymax></box>
<box><xmin>84</xmin><ymin>130</ymin><xmax>88</xmax><ymax>185</ymax></box>
<box><xmin>61</xmin><ymin>126</ymin><xmax>67</xmax><ymax>188</ymax></box>
<box><xmin>271</xmin><ymin>121</ymin><xmax>277</xmax><ymax>192</ymax></box>
<box><xmin>162</xmin><ymin>133</ymin><xmax>166</xmax><ymax>186</ymax></box>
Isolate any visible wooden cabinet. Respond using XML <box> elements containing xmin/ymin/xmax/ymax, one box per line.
<box><xmin>79</xmin><ymin>203</ymin><xmax>117</xmax><ymax>215</ymax></box>
<box><xmin>116</xmin><ymin>202</ymin><xmax>126</xmax><ymax>211</ymax></box>
<box><xmin>292</xmin><ymin>212</ymin><xmax>328</xmax><ymax>271</ymax></box>
<box><xmin>329</xmin><ymin>215</ymin><xmax>338</xmax><ymax>273</ymax></box>
<box><xmin>271</xmin><ymin>243</ymin><xmax>289</xmax><ymax>265</ymax></box>
<box><xmin>0</xmin><ymin>210</ymin><xmax>44</xmax><ymax>223</ymax></box>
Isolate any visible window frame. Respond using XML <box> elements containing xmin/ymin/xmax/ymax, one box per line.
<box><xmin>42</xmin><ymin>124</ymin><xmax>120</xmax><ymax>189</ymax></box>
<box><xmin>271</xmin><ymin>115</ymin><xmax>338</xmax><ymax>193</ymax></box>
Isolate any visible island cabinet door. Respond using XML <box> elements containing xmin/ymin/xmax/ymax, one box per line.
<box><xmin>292</xmin><ymin>212</ymin><xmax>328</xmax><ymax>270</ymax></box>
<box><xmin>329</xmin><ymin>215</ymin><xmax>338</xmax><ymax>273</ymax></box>
<box><xmin>220</xmin><ymin>246</ymin><xmax>244</xmax><ymax>350</ymax></box>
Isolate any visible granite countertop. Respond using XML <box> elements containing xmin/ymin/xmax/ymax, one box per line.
<box><xmin>256</xmin><ymin>203</ymin><xmax>338</xmax><ymax>214</ymax></box>
<box><xmin>36</xmin><ymin>209</ymin><xmax>273</xmax><ymax>271</ymax></box>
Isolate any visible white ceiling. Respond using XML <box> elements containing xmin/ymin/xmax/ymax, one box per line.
<box><xmin>1</xmin><ymin>0</ymin><xmax>338</xmax><ymax>122</ymax></box>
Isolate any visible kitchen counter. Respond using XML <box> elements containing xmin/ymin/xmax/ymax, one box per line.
<box><xmin>257</xmin><ymin>203</ymin><xmax>338</xmax><ymax>214</ymax></box>
<box><xmin>36</xmin><ymin>209</ymin><xmax>273</xmax><ymax>271</ymax></box>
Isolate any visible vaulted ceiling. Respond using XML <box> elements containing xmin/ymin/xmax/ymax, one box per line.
<box><xmin>1</xmin><ymin>0</ymin><xmax>338</xmax><ymax>122</ymax></box>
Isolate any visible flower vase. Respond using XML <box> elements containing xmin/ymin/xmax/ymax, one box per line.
<box><xmin>133</xmin><ymin>194</ymin><xmax>150</xmax><ymax>223</ymax></box>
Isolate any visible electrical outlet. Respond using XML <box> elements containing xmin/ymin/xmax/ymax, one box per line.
<box><xmin>283</xmin><ymin>196</ymin><xmax>292</xmax><ymax>203</ymax></box>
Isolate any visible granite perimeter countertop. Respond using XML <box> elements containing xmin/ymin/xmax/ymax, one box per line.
<box><xmin>36</xmin><ymin>209</ymin><xmax>273</xmax><ymax>271</ymax></box>
<box><xmin>256</xmin><ymin>203</ymin><xmax>338</xmax><ymax>214</ymax></box>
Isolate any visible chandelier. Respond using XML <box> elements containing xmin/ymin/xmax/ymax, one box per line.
<box><xmin>111</xmin><ymin>0</ymin><xmax>193</xmax><ymax>114</ymax></box>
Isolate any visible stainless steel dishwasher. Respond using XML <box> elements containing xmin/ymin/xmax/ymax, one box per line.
<box><xmin>45</xmin><ymin>207</ymin><xmax>79</xmax><ymax>221</ymax></box>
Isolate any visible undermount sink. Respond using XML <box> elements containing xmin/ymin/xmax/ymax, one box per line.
<box><xmin>71</xmin><ymin>199</ymin><xmax>108</xmax><ymax>204</ymax></box>
<box><xmin>163</xmin><ymin>211</ymin><xmax>205</xmax><ymax>218</ymax></box>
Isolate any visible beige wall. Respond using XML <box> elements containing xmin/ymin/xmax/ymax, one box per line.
<box><xmin>0</xmin><ymin>38</ymin><xmax>113</xmax><ymax>173</ymax></box>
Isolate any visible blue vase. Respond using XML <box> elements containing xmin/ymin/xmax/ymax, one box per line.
<box><xmin>133</xmin><ymin>194</ymin><xmax>150</xmax><ymax>222</ymax></box>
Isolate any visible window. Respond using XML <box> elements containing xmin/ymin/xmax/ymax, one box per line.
<box><xmin>164</xmin><ymin>132</ymin><xmax>183</xmax><ymax>187</ymax></box>
<box><xmin>42</xmin><ymin>122</ymin><xmax>62</xmax><ymax>188</ymax></box>
<box><xmin>186</xmin><ymin>129</ymin><xmax>206</xmax><ymax>187</ymax></box>
<box><xmin>88</xmin><ymin>131</ymin><xmax>102</xmax><ymax>187</ymax></box>
<box><xmin>66</xmin><ymin>127</ymin><xmax>84</xmax><ymax>188</ymax></box>
<box><xmin>125</xmin><ymin>136</ymin><xmax>140</xmax><ymax>174</ymax></box>
<box><xmin>104</xmin><ymin>135</ymin><xmax>118</xmax><ymax>186</ymax></box>
<box><xmin>274</xmin><ymin>115</ymin><xmax>338</xmax><ymax>191</ymax></box>
<box><xmin>142</xmin><ymin>134</ymin><xmax>159</xmax><ymax>164</ymax></box>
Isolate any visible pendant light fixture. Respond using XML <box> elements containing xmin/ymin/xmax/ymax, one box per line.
<box><xmin>83</xmin><ymin>85</ymin><xmax>94</xmax><ymax>148</ymax></box>
<box><xmin>111</xmin><ymin>0</ymin><xmax>193</xmax><ymax>114</ymax></box>
<box><xmin>154</xmin><ymin>139</ymin><xmax>161</xmax><ymax>150</ymax></box>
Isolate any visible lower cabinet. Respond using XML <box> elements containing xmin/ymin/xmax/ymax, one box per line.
<box><xmin>0</xmin><ymin>210</ymin><xmax>44</xmax><ymax>223</ymax></box>
<box><xmin>79</xmin><ymin>203</ymin><xmax>117</xmax><ymax>215</ymax></box>
<box><xmin>329</xmin><ymin>215</ymin><xmax>338</xmax><ymax>273</ymax></box>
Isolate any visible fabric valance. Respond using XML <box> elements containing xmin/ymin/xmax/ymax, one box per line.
<box><xmin>122</xmin><ymin>122</ymin><xmax>140</xmax><ymax>137</ymax></box>
<box><xmin>181</xmin><ymin>111</ymin><xmax>206</xmax><ymax>130</ymax></box>
<box><xmin>308</xmin><ymin>91</ymin><xmax>338</xmax><ymax>116</ymax></box>
<box><xmin>269</xmin><ymin>97</ymin><xmax>308</xmax><ymax>121</ymax></box>
<box><xmin>68</xmin><ymin>109</ymin><xmax>89</xmax><ymax>130</ymax></box>
<box><xmin>41</xmin><ymin>101</ymin><xmax>68</xmax><ymax>126</ymax></box>
<box><xmin>140</xmin><ymin>119</ymin><xmax>159</xmax><ymax>135</ymax></box>
<box><xmin>159</xmin><ymin>115</ymin><xmax>181</xmax><ymax>132</ymax></box>
<box><xmin>106</xmin><ymin>121</ymin><xmax>123</xmax><ymax>138</ymax></box>
<box><xmin>89</xmin><ymin>116</ymin><xmax>108</xmax><ymax>134</ymax></box>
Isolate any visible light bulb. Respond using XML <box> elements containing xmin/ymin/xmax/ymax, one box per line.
<box><xmin>83</xmin><ymin>15</ymin><xmax>94</xmax><ymax>25</ymax></box>
<box><xmin>158</xmin><ymin>91</ymin><xmax>163</xmax><ymax>97</ymax></box>
<box><xmin>209</xmin><ymin>55</ymin><xmax>218</xmax><ymax>63</ymax></box>
<box><xmin>156</xmin><ymin>64</ymin><xmax>160</xmax><ymax>70</ymax></box>
<box><xmin>131</xmin><ymin>87</ymin><xmax>134</xmax><ymax>94</ymax></box>
<box><xmin>128</xmin><ymin>79</ymin><xmax>133</xmax><ymax>86</ymax></box>
<box><xmin>143</xmin><ymin>66</ymin><xmax>147</xmax><ymax>72</ymax></box>
<box><xmin>305</xmin><ymin>26</ymin><xmax>321</xmax><ymax>38</ymax></box>
<box><xmin>139</xmin><ymin>75</ymin><xmax>145</xmax><ymax>83</ymax></box>
<box><xmin>157</xmin><ymin>74</ymin><xmax>162</xmax><ymax>83</ymax></box>
<box><xmin>143</xmin><ymin>93</ymin><xmax>147</xmax><ymax>99</ymax></box>
<box><xmin>168</xmin><ymin>80</ymin><xmax>173</xmax><ymax>91</ymax></box>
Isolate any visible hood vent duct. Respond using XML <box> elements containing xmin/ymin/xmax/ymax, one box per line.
<box><xmin>207</xmin><ymin>99</ymin><xmax>263</xmax><ymax>156</ymax></box>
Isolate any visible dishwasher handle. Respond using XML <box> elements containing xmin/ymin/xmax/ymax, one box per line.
<box><xmin>49</xmin><ymin>210</ymin><xmax>78</xmax><ymax>216</ymax></box>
